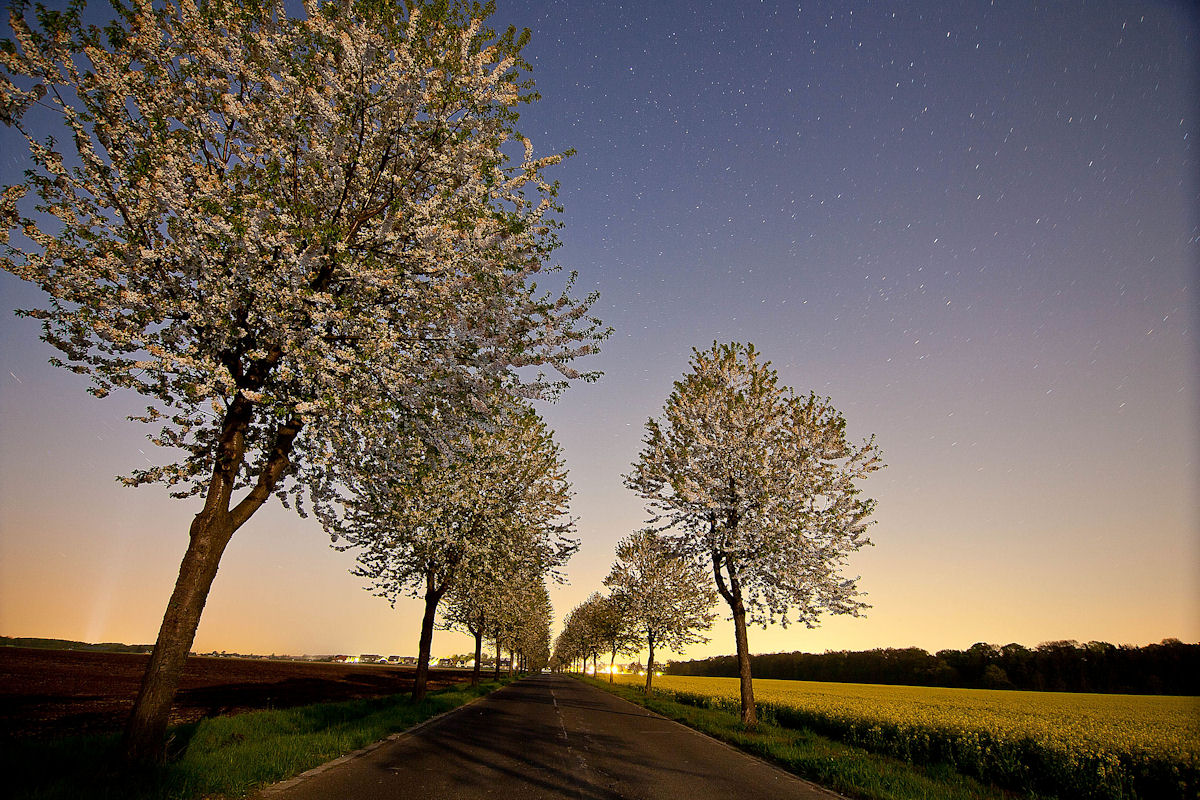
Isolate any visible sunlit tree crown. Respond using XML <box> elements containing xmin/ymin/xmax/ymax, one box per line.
<box><xmin>626</xmin><ymin>341</ymin><xmax>883</xmax><ymax>629</ymax></box>
<box><xmin>1</xmin><ymin>0</ymin><xmax>605</xmax><ymax>499</ymax></box>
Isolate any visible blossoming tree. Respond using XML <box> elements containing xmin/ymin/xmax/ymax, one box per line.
<box><xmin>550</xmin><ymin>604</ymin><xmax>581</xmax><ymax>673</ymax></box>
<box><xmin>625</xmin><ymin>342</ymin><xmax>883</xmax><ymax>724</ymax></box>
<box><xmin>440</xmin><ymin>561</ymin><xmax>506</xmax><ymax>686</ymax></box>
<box><xmin>1</xmin><ymin>0</ymin><xmax>603</xmax><ymax>761</ymax></box>
<box><xmin>555</xmin><ymin>595</ymin><xmax>602</xmax><ymax>676</ymax></box>
<box><xmin>604</xmin><ymin>528</ymin><xmax>717</xmax><ymax>692</ymax></box>
<box><xmin>319</xmin><ymin>399</ymin><xmax>576</xmax><ymax>699</ymax></box>
<box><xmin>498</xmin><ymin>575</ymin><xmax>553</xmax><ymax>673</ymax></box>
<box><xmin>443</xmin><ymin>553</ymin><xmax>556</xmax><ymax>683</ymax></box>
<box><xmin>590</xmin><ymin>592</ymin><xmax>639</xmax><ymax>683</ymax></box>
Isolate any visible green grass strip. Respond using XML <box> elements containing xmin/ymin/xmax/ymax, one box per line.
<box><xmin>6</xmin><ymin>678</ymin><xmax>511</xmax><ymax>800</ymax></box>
<box><xmin>580</xmin><ymin>676</ymin><xmax>1011</xmax><ymax>800</ymax></box>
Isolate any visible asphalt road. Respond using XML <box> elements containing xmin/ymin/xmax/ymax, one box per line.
<box><xmin>258</xmin><ymin>673</ymin><xmax>841</xmax><ymax>800</ymax></box>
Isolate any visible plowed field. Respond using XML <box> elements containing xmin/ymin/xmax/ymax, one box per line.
<box><xmin>0</xmin><ymin>647</ymin><xmax>469</xmax><ymax>739</ymax></box>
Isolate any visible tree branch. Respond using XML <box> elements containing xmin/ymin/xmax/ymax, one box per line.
<box><xmin>230</xmin><ymin>415</ymin><xmax>303</xmax><ymax>529</ymax></box>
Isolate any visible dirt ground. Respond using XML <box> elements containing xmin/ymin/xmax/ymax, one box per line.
<box><xmin>0</xmin><ymin>647</ymin><xmax>472</xmax><ymax>740</ymax></box>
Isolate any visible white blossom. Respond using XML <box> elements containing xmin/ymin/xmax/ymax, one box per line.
<box><xmin>625</xmin><ymin>341</ymin><xmax>883</xmax><ymax>721</ymax></box>
<box><xmin>1</xmin><ymin>0</ymin><xmax>604</xmax><ymax>759</ymax></box>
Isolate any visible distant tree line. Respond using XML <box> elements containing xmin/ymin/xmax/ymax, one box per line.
<box><xmin>1</xmin><ymin>636</ymin><xmax>152</xmax><ymax>655</ymax></box>
<box><xmin>666</xmin><ymin>639</ymin><xmax>1199</xmax><ymax>695</ymax></box>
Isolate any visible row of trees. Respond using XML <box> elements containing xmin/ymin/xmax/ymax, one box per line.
<box><xmin>318</xmin><ymin>398</ymin><xmax>574</xmax><ymax>698</ymax></box>
<box><xmin>666</xmin><ymin>639</ymin><xmax>1199</xmax><ymax>695</ymax></box>
<box><xmin>2</xmin><ymin>0</ymin><xmax>604</xmax><ymax>762</ymax></box>
<box><xmin>553</xmin><ymin>529</ymin><xmax>717</xmax><ymax>691</ymax></box>
<box><xmin>5</xmin><ymin>0</ymin><xmax>883</xmax><ymax>751</ymax></box>
<box><xmin>441</xmin><ymin>548</ymin><xmax>556</xmax><ymax>685</ymax></box>
<box><xmin>556</xmin><ymin>343</ymin><xmax>884</xmax><ymax>725</ymax></box>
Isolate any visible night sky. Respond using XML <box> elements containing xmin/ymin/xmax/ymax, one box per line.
<box><xmin>1</xmin><ymin>0</ymin><xmax>1196</xmax><ymax>661</ymax></box>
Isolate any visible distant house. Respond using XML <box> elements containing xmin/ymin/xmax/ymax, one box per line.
<box><xmin>373</xmin><ymin>655</ymin><xmax>418</xmax><ymax>666</ymax></box>
<box><xmin>359</xmin><ymin>654</ymin><xmax>383</xmax><ymax>663</ymax></box>
<box><xmin>434</xmin><ymin>657</ymin><xmax>475</xmax><ymax>669</ymax></box>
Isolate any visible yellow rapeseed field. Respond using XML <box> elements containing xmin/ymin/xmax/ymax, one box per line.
<box><xmin>616</xmin><ymin>674</ymin><xmax>1198</xmax><ymax>759</ymax></box>
<box><xmin>613</xmin><ymin>674</ymin><xmax>1200</xmax><ymax>798</ymax></box>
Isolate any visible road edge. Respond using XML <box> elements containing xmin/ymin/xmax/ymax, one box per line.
<box><xmin>573</xmin><ymin>677</ymin><xmax>849</xmax><ymax>800</ymax></box>
<box><xmin>252</xmin><ymin>681</ymin><xmax>515</xmax><ymax>798</ymax></box>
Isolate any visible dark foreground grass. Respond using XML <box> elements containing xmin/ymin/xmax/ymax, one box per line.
<box><xmin>5</xmin><ymin>679</ymin><xmax>510</xmax><ymax>800</ymax></box>
<box><xmin>581</xmin><ymin>677</ymin><xmax>1012</xmax><ymax>800</ymax></box>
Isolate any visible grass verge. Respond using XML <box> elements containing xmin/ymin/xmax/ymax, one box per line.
<box><xmin>580</xmin><ymin>676</ymin><xmax>1011</xmax><ymax>800</ymax></box>
<box><xmin>6</xmin><ymin>678</ymin><xmax>512</xmax><ymax>800</ymax></box>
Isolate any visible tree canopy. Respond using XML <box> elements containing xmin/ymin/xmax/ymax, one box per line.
<box><xmin>2</xmin><ymin>0</ymin><xmax>603</xmax><ymax>501</ymax></box>
<box><xmin>626</xmin><ymin>342</ymin><xmax>882</xmax><ymax>723</ymax></box>
<box><xmin>319</xmin><ymin>399</ymin><xmax>576</xmax><ymax>697</ymax></box>
<box><xmin>1</xmin><ymin>0</ymin><xmax>603</xmax><ymax>760</ymax></box>
<box><xmin>604</xmin><ymin>528</ymin><xmax>716</xmax><ymax>691</ymax></box>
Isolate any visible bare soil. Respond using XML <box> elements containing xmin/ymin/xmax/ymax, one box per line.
<box><xmin>0</xmin><ymin>647</ymin><xmax>470</xmax><ymax>740</ymax></box>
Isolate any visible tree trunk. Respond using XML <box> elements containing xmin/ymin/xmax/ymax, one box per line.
<box><xmin>731</xmin><ymin>596</ymin><xmax>757</xmax><ymax>727</ymax></box>
<box><xmin>507</xmin><ymin>648</ymin><xmax>515</xmax><ymax>677</ymax></box>
<box><xmin>121</xmin><ymin>508</ymin><xmax>235</xmax><ymax>763</ymax></box>
<box><xmin>471</xmin><ymin>629</ymin><xmax>483</xmax><ymax>687</ymax></box>
<box><xmin>712</xmin><ymin>545</ymin><xmax>757</xmax><ymax>728</ymax></box>
<box><xmin>413</xmin><ymin>571</ymin><xmax>444</xmax><ymax>701</ymax></box>
<box><xmin>609</xmin><ymin>648</ymin><xmax>616</xmax><ymax>683</ymax></box>
<box><xmin>121</xmin><ymin>402</ymin><xmax>300</xmax><ymax>764</ymax></box>
<box><xmin>494</xmin><ymin>628</ymin><xmax>501</xmax><ymax>679</ymax></box>
<box><xmin>644</xmin><ymin>632</ymin><xmax>655</xmax><ymax>693</ymax></box>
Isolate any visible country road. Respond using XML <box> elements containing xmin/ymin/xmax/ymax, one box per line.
<box><xmin>259</xmin><ymin>674</ymin><xmax>842</xmax><ymax>799</ymax></box>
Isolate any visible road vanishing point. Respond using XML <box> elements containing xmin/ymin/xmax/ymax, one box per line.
<box><xmin>258</xmin><ymin>674</ymin><xmax>842</xmax><ymax>799</ymax></box>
